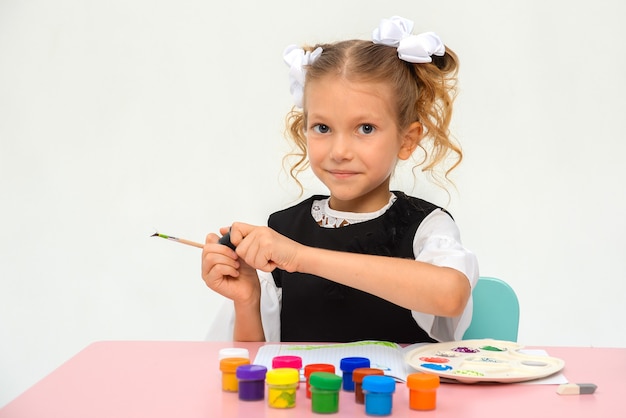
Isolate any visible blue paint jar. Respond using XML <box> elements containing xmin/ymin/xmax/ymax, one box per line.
<box><xmin>361</xmin><ymin>375</ymin><xmax>396</xmax><ymax>416</ymax></box>
<box><xmin>236</xmin><ymin>364</ymin><xmax>267</xmax><ymax>401</ymax></box>
<box><xmin>339</xmin><ymin>357</ymin><xmax>370</xmax><ymax>391</ymax></box>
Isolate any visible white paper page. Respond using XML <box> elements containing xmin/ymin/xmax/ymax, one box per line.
<box><xmin>254</xmin><ymin>341</ymin><xmax>409</xmax><ymax>381</ymax></box>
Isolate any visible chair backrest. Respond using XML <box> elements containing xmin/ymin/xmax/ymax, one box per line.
<box><xmin>462</xmin><ymin>276</ymin><xmax>520</xmax><ymax>342</ymax></box>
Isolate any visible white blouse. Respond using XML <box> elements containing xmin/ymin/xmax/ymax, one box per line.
<box><xmin>206</xmin><ymin>194</ymin><xmax>479</xmax><ymax>343</ymax></box>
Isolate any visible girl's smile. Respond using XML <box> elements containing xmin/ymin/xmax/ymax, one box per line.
<box><xmin>328</xmin><ymin>169</ymin><xmax>359</xmax><ymax>178</ymax></box>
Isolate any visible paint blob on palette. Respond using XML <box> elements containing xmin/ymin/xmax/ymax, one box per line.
<box><xmin>404</xmin><ymin>339</ymin><xmax>565</xmax><ymax>384</ymax></box>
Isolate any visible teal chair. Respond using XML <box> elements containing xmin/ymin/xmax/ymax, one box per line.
<box><xmin>463</xmin><ymin>276</ymin><xmax>520</xmax><ymax>342</ymax></box>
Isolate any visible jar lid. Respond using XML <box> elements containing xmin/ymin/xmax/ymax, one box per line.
<box><xmin>309</xmin><ymin>371</ymin><xmax>342</xmax><ymax>390</ymax></box>
<box><xmin>339</xmin><ymin>356</ymin><xmax>370</xmax><ymax>372</ymax></box>
<box><xmin>266</xmin><ymin>367</ymin><xmax>300</xmax><ymax>385</ymax></box>
<box><xmin>407</xmin><ymin>373</ymin><xmax>440</xmax><ymax>389</ymax></box>
<box><xmin>352</xmin><ymin>367</ymin><xmax>385</xmax><ymax>383</ymax></box>
<box><xmin>304</xmin><ymin>363</ymin><xmax>335</xmax><ymax>377</ymax></box>
<box><xmin>236</xmin><ymin>364</ymin><xmax>268</xmax><ymax>380</ymax></box>
<box><xmin>219</xmin><ymin>357</ymin><xmax>250</xmax><ymax>373</ymax></box>
<box><xmin>272</xmin><ymin>355</ymin><xmax>302</xmax><ymax>369</ymax></box>
<box><xmin>218</xmin><ymin>347</ymin><xmax>250</xmax><ymax>360</ymax></box>
<box><xmin>361</xmin><ymin>375</ymin><xmax>396</xmax><ymax>393</ymax></box>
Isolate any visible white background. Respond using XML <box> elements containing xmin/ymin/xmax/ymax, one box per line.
<box><xmin>1</xmin><ymin>0</ymin><xmax>625</xmax><ymax>407</ymax></box>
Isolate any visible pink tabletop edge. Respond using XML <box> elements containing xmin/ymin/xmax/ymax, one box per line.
<box><xmin>1</xmin><ymin>341</ymin><xmax>623</xmax><ymax>418</ymax></box>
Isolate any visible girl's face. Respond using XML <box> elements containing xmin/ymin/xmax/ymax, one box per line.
<box><xmin>304</xmin><ymin>76</ymin><xmax>420</xmax><ymax>213</ymax></box>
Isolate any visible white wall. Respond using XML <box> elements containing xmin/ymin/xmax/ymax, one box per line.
<box><xmin>1</xmin><ymin>0</ymin><xmax>624</xmax><ymax>407</ymax></box>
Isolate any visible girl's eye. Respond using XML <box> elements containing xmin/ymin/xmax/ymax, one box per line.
<box><xmin>358</xmin><ymin>124</ymin><xmax>375</xmax><ymax>135</ymax></box>
<box><xmin>312</xmin><ymin>124</ymin><xmax>330</xmax><ymax>134</ymax></box>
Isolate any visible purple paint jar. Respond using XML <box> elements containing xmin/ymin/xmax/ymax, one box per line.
<box><xmin>236</xmin><ymin>364</ymin><xmax>267</xmax><ymax>401</ymax></box>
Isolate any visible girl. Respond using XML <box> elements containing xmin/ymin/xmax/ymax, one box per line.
<box><xmin>202</xmin><ymin>16</ymin><xmax>478</xmax><ymax>343</ymax></box>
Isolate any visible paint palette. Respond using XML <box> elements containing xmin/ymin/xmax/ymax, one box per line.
<box><xmin>405</xmin><ymin>339</ymin><xmax>565</xmax><ymax>384</ymax></box>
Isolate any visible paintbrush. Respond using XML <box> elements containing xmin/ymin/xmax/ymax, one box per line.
<box><xmin>151</xmin><ymin>231</ymin><xmax>235</xmax><ymax>250</ymax></box>
<box><xmin>151</xmin><ymin>232</ymin><xmax>204</xmax><ymax>248</ymax></box>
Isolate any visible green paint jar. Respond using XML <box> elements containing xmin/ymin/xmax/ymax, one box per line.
<box><xmin>310</xmin><ymin>371</ymin><xmax>342</xmax><ymax>414</ymax></box>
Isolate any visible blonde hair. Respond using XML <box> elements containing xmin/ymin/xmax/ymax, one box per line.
<box><xmin>284</xmin><ymin>39</ymin><xmax>462</xmax><ymax>193</ymax></box>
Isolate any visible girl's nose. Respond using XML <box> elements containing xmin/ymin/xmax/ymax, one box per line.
<box><xmin>329</xmin><ymin>134</ymin><xmax>353</xmax><ymax>162</ymax></box>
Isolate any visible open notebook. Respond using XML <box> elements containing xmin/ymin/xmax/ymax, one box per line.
<box><xmin>253</xmin><ymin>340</ymin><xmax>420</xmax><ymax>382</ymax></box>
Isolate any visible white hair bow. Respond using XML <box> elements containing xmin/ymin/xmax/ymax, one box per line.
<box><xmin>372</xmin><ymin>16</ymin><xmax>445</xmax><ymax>63</ymax></box>
<box><xmin>283</xmin><ymin>45</ymin><xmax>323</xmax><ymax>108</ymax></box>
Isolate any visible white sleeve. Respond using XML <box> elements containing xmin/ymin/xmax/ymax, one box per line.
<box><xmin>205</xmin><ymin>271</ymin><xmax>282</xmax><ymax>342</ymax></box>
<box><xmin>410</xmin><ymin>209</ymin><xmax>479</xmax><ymax>342</ymax></box>
<box><xmin>205</xmin><ymin>297</ymin><xmax>235</xmax><ymax>341</ymax></box>
<box><xmin>258</xmin><ymin>271</ymin><xmax>282</xmax><ymax>342</ymax></box>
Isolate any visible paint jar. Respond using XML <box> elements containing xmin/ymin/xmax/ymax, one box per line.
<box><xmin>304</xmin><ymin>363</ymin><xmax>336</xmax><ymax>398</ymax></box>
<box><xmin>309</xmin><ymin>371</ymin><xmax>342</xmax><ymax>414</ymax></box>
<box><xmin>407</xmin><ymin>373</ymin><xmax>440</xmax><ymax>410</ymax></box>
<box><xmin>272</xmin><ymin>355</ymin><xmax>303</xmax><ymax>387</ymax></box>
<box><xmin>219</xmin><ymin>357</ymin><xmax>250</xmax><ymax>392</ymax></box>
<box><xmin>218</xmin><ymin>347</ymin><xmax>250</xmax><ymax>361</ymax></box>
<box><xmin>236</xmin><ymin>364</ymin><xmax>267</xmax><ymax>401</ymax></box>
<box><xmin>272</xmin><ymin>355</ymin><xmax>302</xmax><ymax>370</ymax></box>
<box><xmin>266</xmin><ymin>368</ymin><xmax>299</xmax><ymax>409</ymax></box>
<box><xmin>362</xmin><ymin>375</ymin><xmax>396</xmax><ymax>416</ymax></box>
<box><xmin>352</xmin><ymin>368</ymin><xmax>385</xmax><ymax>404</ymax></box>
<box><xmin>339</xmin><ymin>357</ymin><xmax>370</xmax><ymax>391</ymax></box>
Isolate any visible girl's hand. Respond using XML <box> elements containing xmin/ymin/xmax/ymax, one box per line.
<box><xmin>228</xmin><ymin>222</ymin><xmax>303</xmax><ymax>273</ymax></box>
<box><xmin>201</xmin><ymin>229</ymin><xmax>260</xmax><ymax>306</ymax></box>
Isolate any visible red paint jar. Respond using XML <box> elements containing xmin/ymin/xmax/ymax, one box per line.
<box><xmin>304</xmin><ymin>363</ymin><xmax>336</xmax><ymax>398</ymax></box>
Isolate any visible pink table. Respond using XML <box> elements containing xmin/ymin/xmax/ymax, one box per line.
<box><xmin>1</xmin><ymin>341</ymin><xmax>623</xmax><ymax>417</ymax></box>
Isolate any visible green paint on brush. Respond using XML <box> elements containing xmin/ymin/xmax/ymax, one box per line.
<box><xmin>285</xmin><ymin>341</ymin><xmax>398</xmax><ymax>351</ymax></box>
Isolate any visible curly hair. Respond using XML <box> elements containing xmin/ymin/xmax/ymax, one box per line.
<box><xmin>284</xmin><ymin>39</ymin><xmax>462</xmax><ymax>193</ymax></box>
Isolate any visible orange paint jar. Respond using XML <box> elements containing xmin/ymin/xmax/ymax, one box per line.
<box><xmin>406</xmin><ymin>373</ymin><xmax>440</xmax><ymax>410</ymax></box>
<box><xmin>219</xmin><ymin>357</ymin><xmax>250</xmax><ymax>392</ymax></box>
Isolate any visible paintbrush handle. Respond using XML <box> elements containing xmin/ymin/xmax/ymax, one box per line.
<box><xmin>175</xmin><ymin>238</ymin><xmax>204</xmax><ymax>248</ymax></box>
<box><xmin>153</xmin><ymin>232</ymin><xmax>233</xmax><ymax>250</ymax></box>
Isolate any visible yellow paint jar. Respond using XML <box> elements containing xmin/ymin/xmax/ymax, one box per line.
<box><xmin>266</xmin><ymin>368</ymin><xmax>299</xmax><ymax>409</ymax></box>
<box><xmin>219</xmin><ymin>357</ymin><xmax>250</xmax><ymax>392</ymax></box>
